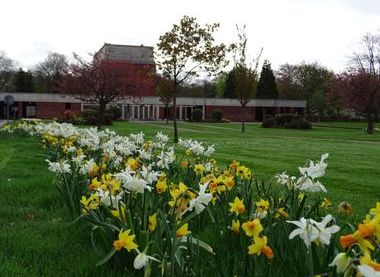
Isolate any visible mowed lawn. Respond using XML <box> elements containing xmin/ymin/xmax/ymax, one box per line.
<box><xmin>110</xmin><ymin>121</ymin><xmax>380</xmax><ymax>217</ymax></box>
<box><xmin>0</xmin><ymin>122</ymin><xmax>379</xmax><ymax>276</ymax></box>
<box><xmin>0</xmin><ymin>133</ymin><xmax>120</xmax><ymax>276</ymax></box>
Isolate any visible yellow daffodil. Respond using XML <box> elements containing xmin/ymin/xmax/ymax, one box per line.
<box><xmin>229</xmin><ymin>197</ymin><xmax>245</xmax><ymax>215</ymax></box>
<box><xmin>256</xmin><ymin>199</ymin><xmax>269</xmax><ymax>212</ymax></box>
<box><xmin>113</xmin><ymin>229</ymin><xmax>138</xmax><ymax>252</ymax></box>
<box><xmin>88</xmin><ymin>177</ymin><xmax>102</xmax><ymax>191</ymax></box>
<box><xmin>156</xmin><ymin>180</ymin><xmax>168</xmax><ymax>194</ymax></box>
<box><xmin>148</xmin><ymin>213</ymin><xmax>157</xmax><ymax>232</ymax></box>
<box><xmin>126</xmin><ymin>157</ymin><xmax>139</xmax><ymax>171</ymax></box>
<box><xmin>80</xmin><ymin>194</ymin><xmax>99</xmax><ymax>213</ymax></box>
<box><xmin>242</xmin><ymin>219</ymin><xmax>263</xmax><ymax>237</ymax></box>
<box><xmin>176</xmin><ymin>223</ymin><xmax>191</xmax><ymax>237</ymax></box>
<box><xmin>236</xmin><ymin>165</ymin><xmax>251</xmax><ymax>180</ymax></box>
<box><xmin>111</xmin><ymin>205</ymin><xmax>126</xmax><ymax>219</ymax></box>
<box><xmin>247</xmin><ymin>235</ymin><xmax>274</xmax><ymax>259</ymax></box>
<box><xmin>194</xmin><ymin>164</ymin><xmax>204</xmax><ymax>176</ymax></box>
<box><xmin>275</xmin><ymin>207</ymin><xmax>289</xmax><ymax>219</ymax></box>
<box><xmin>320</xmin><ymin>197</ymin><xmax>331</xmax><ymax>209</ymax></box>
<box><xmin>229</xmin><ymin>160</ymin><xmax>240</xmax><ymax>171</ymax></box>
<box><xmin>89</xmin><ymin>164</ymin><xmax>99</xmax><ymax>177</ymax></box>
<box><xmin>360</xmin><ymin>252</ymin><xmax>380</xmax><ymax>271</ymax></box>
<box><xmin>231</xmin><ymin>219</ymin><xmax>240</xmax><ymax>234</ymax></box>
<box><xmin>180</xmin><ymin>160</ymin><xmax>189</xmax><ymax>168</ymax></box>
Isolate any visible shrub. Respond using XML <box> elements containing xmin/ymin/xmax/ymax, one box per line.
<box><xmin>262</xmin><ymin>114</ymin><xmax>312</xmax><ymax>130</ymax></box>
<box><xmin>107</xmin><ymin>105</ymin><xmax>122</xmax><ymax>121</ymax></box>
<box><xmin>298</xmin><ymin>120</ymin><xmax>312</xmax><ymax>129</ymax></box>
<box><xmin>275</xmin><ymin>114</ymin><xmax>299</xmax><ymax>126</ymax></box>
<box><xmin>81</xmin><ymin>108</ymin><xmax>113</xmax><ymax>126</ymax></box>
<box><xmin>210</xmin><ymin>109</ymin><xmax>223</xmax><ymax>122</ymax></box>
<box><xmin>261</xmin><ymin>118</ymin><xmax>275</xmax><ymax>128</ymax></box>
<box><xmin>192</xmin><ymin>108</ymin><xmax>203</xmax><ymax>122</ymax></box>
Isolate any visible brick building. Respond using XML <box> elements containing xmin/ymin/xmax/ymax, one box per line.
<box><xmin>0</xmin><ymin>44</ymin><xmax>306</xmax><ymax>121</ymax></box>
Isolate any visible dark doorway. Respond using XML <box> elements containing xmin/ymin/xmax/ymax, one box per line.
<box><xmin>255</xmin><ymin>107</ymin><xmax>263</xmax><ymax>121</ymax></box>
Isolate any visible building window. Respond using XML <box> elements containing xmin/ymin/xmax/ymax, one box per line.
<box><xmin>65</xmin><ymin>103</ymin><xmax>72</xmax><ymax>110</ymax></box>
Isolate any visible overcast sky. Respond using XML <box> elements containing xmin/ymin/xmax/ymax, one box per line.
<box><xmin>1</xmin><ymin>0</ymin><xmax>379</xmax><ymax>72</ymax></box>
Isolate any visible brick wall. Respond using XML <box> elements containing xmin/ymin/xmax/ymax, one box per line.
<box><xmin>35</xmin><ymin>102</ymin><xmax>81</xmax><ymax>119</ymax></box>
<box><xmin>206</xmin><ymin>106</ymin><xmax>256</xmax><ymax>122</ymax></box>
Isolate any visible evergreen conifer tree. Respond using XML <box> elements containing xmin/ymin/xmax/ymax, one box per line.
<box><xmin>256</xmin><ymin>60</ymin><xmax>278</xmax><ymax>99</ymax></box>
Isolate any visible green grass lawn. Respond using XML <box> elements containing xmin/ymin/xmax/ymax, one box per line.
<box><xmin>1</xmin><ymin>122</ymin><xmax>379</xmax><ymax>276</ymax></box>
<box><xmin>110</xmin><ymin>121</ymin><xmax>380</xmax><ymax>216</ymax></box>
<box><xmin>0</xmin><ymin>133</ymin><xmax>121</xmax><ymax>277</ymax></box>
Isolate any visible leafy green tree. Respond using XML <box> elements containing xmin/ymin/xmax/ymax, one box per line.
<box><xmin>156</xmin><ymin>15</ymin><xmax>228</xmax><ymax>143</ymax></box>
<box><xmin>214</xmin><ymin>72</ymin><xmax>227</xmax><ymax>98</ymax></box>
<box><xmin>13</xmin><ymin>68</ymin><xmax>35</xmax><ymax>92</ymax></box>
<box><xmin>295</xmin><ymin>63</ymin><xmax>330</xmax><ymax>121</ymax></box>
<box><xmin>256</xmin><ymin>60</ymin><xmax>278</xmax><ymax>99</ymax></box>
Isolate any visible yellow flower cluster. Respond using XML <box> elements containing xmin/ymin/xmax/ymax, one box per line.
<box><xmin>88</xmin><ymin>174</ymin><xmax>121</xmax><ymax>195</ymax></box>
<box><xmin>340</xmin><ymin>202</ymin><xmax>380</xmax><ymax>272</ymax></box>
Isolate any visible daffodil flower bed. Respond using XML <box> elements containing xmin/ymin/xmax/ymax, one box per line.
<box><xmin>3</xmin><ymin>120</ymin><xmax>380</xmax><ymax>277</ymax></box>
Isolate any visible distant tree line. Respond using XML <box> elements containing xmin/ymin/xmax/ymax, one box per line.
<box><xmin>0</xmin><ymin>52</ymin><xmax>68</xmax><ymax>93</ymax></box>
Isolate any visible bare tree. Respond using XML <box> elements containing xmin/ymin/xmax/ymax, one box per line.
<box><xmin>0</xmin><ymin>51</ymin><xmax>16</xmax><ymax>91</ymax></box>
<box><xmin>231</xmin><ymin>25</ymin><xmax>262</xmax><ymax>132</ymax></box>
<box><xmin>156</xmin><ymin>15</ymin><xmax>228</xmax><ymax>142</ymax></box>
<box><xmin>349</xmin><ymin>32</ymin><xmax>380</xmax><ymax>134</ymax></box>
<box><xmin>58</xmin><ymin>54</ymin><xmax>133</xmax><ymax>128</ymax></box>
<box><xmin>156</xmin><ymin>76</ymin><xmax>173</xmax><ymax>123</ymax></box>
<box><xmin>35</xmin><ymin>52</ymin><xmax>68</xmax><ymax>93</ymax></box>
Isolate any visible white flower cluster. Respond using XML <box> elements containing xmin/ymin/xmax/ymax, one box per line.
<box><xmin>287</xmin><ymin>214</ymin><xmax>340</xmax><ymax>247</ymax></box>
<box><xmin>178</xmin><ymin>138</ymin><xmax>215</xmax><ymax>157</ymax></box>
<box><xmin>276</xmin><ymin>153</ymin><xmax>329</xmax><ymax>193</ymax></box>
<box><xmin>14</xmin><ymin>121</ymin><xmax>216</xmax><ymax>213</ymax></box>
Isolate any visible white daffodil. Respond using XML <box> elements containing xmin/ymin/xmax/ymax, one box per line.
<box><xmin>79</xmin><ymin>158</ymin><xmax>97</xmax><ymax>175</ymax></box>
<box><xmin>155</xmin><ymin>132</ymin><xmax>169</xmax><ymax>143</ymax></box>
<box><xmin>276</xmin><ymin>171</ymin><xmax>290</xmax><ymax>185</ymax></box>
<box><xmin>96</xmin><ymin>188</ymin><xmax>122</xmax><ymax>207</ymax></box>
<box><xmin>189</xmin><ymin>182</ymin><xmax>212</xmax><ymax>214</ymax></box>
<box><xmin>72</xmin><ymin>154</ymin><xmax>85</xmax><ymax>166</ymax></box>
<box><xmin>46</xmin><ymin>159</ymin><xmax>71</xmax><ymax>174</ymax></box>
<box><xmin>138</xmin><ymin>149</ymin><xmax>152</xmax><ymax>160</ymax></box>
<box><xmin>121</xmin><ymin>174</ymin><xmax>152</xmax><ymax>194</ymax></box>
<box><xmin>156</xmin><ymin>147</ymin><xmax>175</xmax><ymax>169</ymax></box>
<box><xmin>204</xmin><ymin>145</ymin><xmax>215</xmax><ymax>157</ymax></box>
<box><xmin>287</xmin><ymin>217</ymin><xmax>319</xmax><ymax>247</ymax></box>
<box><xmin>296</xmin><ymin>176</ymin><xmax>327</xmax><ymax>193</ymax></box>
<box><xmin>311</xmin><ymin>214</ymin><xmax>340</xmax><ymax>245</ymax></box>
<box><xmin>357</xmin><ymin>265</ymin><xmax>380</xmax><ymax>277</ymax></box>
<box><xmin>299</xmin><ymin>153</ymin><xmax>329</xmax><ymax>180</ymax></box>
<box><xmin>329</xmin><ymin>253</ymin><xmax>352</xmax><ymax>274</ymax></box>
<box><xmin>133</xmin><ymin>250</ymin><xmax>160</xmax><ymax>270</ymax></box>
<box><xmin>140</xmin><ymin>166</ymin><xmax>160</xmax><ymax>185</ymax></box>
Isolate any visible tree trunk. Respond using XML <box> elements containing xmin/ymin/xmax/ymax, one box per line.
<box><xmin>367</xmin><ymin>93</ymin><xmax>376</xmax><ymax>134</ymax></box>
<box><xmin>367</xmin><ymin>107</ymin><xmax>374</xmax><ymax>135</ymax></box>
<box><xmin>97</xmin><ymin>101</ymin><xmax>106</xmax><ymax>129</ymax></box>
<box><xmin>165</xmin><ymin>105</ymin><xmax>169</xmax><ymax>124</ymax></box>
<box><xmin>306</xmin><ymin>101</ymin><xmax>311</xmax><ymax>122</ymax></box>
<box><xmin>241</xmin><ymin>105</ymin><xmax>246</xmax><ymax>133</ymax></box>
<box><xmin>173</xmin><ymin>85</ymin><xmax>178</xmax><ymax>143</ymax></box>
